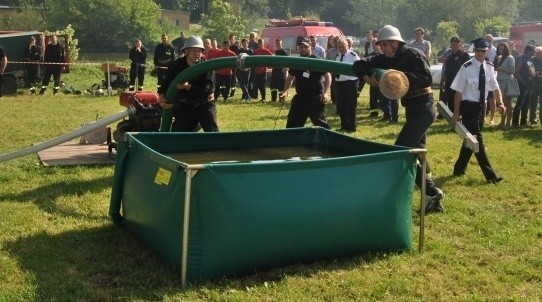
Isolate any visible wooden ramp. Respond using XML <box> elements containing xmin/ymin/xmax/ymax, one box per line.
<box><xmin>36</xmin><ymin>142</ymin><xmax>115</xmax><ymax>166</ymax></box>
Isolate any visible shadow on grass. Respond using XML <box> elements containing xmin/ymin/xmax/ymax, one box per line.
<box><xmin>4</xmin><ymin>225</ymin><xmax>398</xmax><ymax>299</ymax></box>
<box><xmin>0</xmin><ymin>174</ymin><xmax>112</xmax><ymax>218</ymax></box>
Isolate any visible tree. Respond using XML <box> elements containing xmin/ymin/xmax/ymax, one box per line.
<box><xmin>200</xmin><ymin>0</ymin><xmax>245</xmax><ymax>40</ymax></box>
<box><xmin>474</xmin><ymin>16</ymin><xmax>512</xmax><ymax>38</ymax></box>
<box><xmin>44</xmin><ymin>0</ymin><xmax>161</xmax><ymax>52</ymax></box>
<box><xmin>434</xmin><ymin>21</ymin><xmax>460</xmax><ymax>54</ymax></box>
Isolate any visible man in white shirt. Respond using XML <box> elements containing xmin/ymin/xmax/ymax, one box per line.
<box><xmin>309</xmin><ymin>35</ymin><xmax>325</xmax><ymax>58</ymax></box>
<box><xmin>450</xmin><ymin>38</ymin><xmax>504</xmax><ymax>184</ymax></box>
<box><xmin>334</xmin><ymin>37</ymin><xmax>361</xmax><ymax>132</ymax></box>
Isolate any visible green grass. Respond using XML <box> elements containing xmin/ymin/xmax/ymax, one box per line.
<box><xmin>1</xmin><ymin>63</ymin><xmax>542</xmax><ymax>301</ymax></box>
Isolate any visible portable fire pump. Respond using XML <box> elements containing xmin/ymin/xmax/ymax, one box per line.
<box><xmin>107</xmin><ymin>91</ymin><xmax>162</xmax><ymax>154</ymax></box>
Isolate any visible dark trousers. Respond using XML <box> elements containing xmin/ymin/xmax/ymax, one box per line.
<box><xmin>380</xmin><ymin>95</ymin><xmax>398</xmax><ymax>122</ymax></box>
<box><xmin>529</xmin><ymin>80</ymin><xmax>542</xmax><ymax>123</ymax></box>
<box><xmin>129</xmin><ymin>64</ymin><xmax>145</xmax><ymax>90</ymax></box>
<box><xmin>254</xmin><ymin>73</ymin><xmax>267</xmax><ymax>100</ymax></box>
<box><xmin>270</xmin><ymin>70</ymin><xmax>285</xmax><ymax>102</ymax></box>
<box><xmin>453</xmin><ymin>101</ymin><xmax>498</xmax><ymax>180</ymax></box>
<box><xmin>236</xmin><ymin>69</ymin><xmax>251</xmax><ymax>99</ymax></box>
<box><xmin>41</xmin><ymin>66</ymin><xmax>62</xmax><ymax>90</ymax></box>
<box><xmin>396</xmin><ymin>96</ymin><xmax>439</xmax><ymax>196</ymax></box>
<box><xmin>172</xmin><ymin>101</ymin><xmax>218</xmax><ymax>132</ymax></box>
<box><xmin>25</xmin><ymin>64</ymin><xmax>40</xmax><ymax>88</ymax></box>
<box><xmin>156</xmin><ymin>65</ymin><xmax>168</xmax><ymax>89</ymax></box>
<box><xmin>369</xmin><ymin>85</ymin><xmax>380</xmax><ymax>113</ymax></box>
<box><xmin>512</xmin><ymin>82</ymin><xmax>532</xmax><ymax>126</ymax></box>
<box><xmin>286</xmin><ymin>94</ymin><xmax>331</xmax><ymax>129</ymax></box>
<box><xmin>441</xmin><ymin>85</ymin><xmax>456</xmax><ymax>112</ymax></box>
<box><xmin>335</xmin><ymin>79</ymin><xmax>359</xmax><ymax>131</ymax></box>
<box><xmin>214</xmin><ymin>74</ymin><xmax>232</xmax><ymax>100</ymax></box>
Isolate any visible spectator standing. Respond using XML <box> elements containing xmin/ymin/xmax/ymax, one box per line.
<box><xmin>280</xmin><ymin>38</ymin><xmax>332</xmax><ymax>129</ymax></box>
<box><xmin>512</xmin><ymin>44</ymin><xmax>535</xmax><ymax>127</ymax></box>
<box><xmin>236</xmin><ymin>38</ymin><xmax>254</xmax><ymax>102</ymax></box>
<box><xmin>529</xmin><ymin>46</ymin><xmax>542</xmax><ymax>125</ymax></box>
<box><xmin>128</xmin><ymin>38</ymin><xmax>147</xmax><ymax>91</ymax></box>
<box><xmin>325</xmin><ymin>36</ymin><xmax>339</xmax><ymax>104</ymax></box>
<box><xmin>450</xmin><ymin>38</ymin><xmax>504</xmax><ymax>184</ymax></box>
<box><xmin>23</xmin><ymin>36</ymin><xmax>42</xmax><ymax>94</ymax></box>
<box><xmin>253</xmin><ymin>39</ymin><xmax>273</xmax><ymax>102</ymax></box>
<box><xmin>270</xmin><ymin>38</ymin><xmax>288</xmax><ymax>102</ymax></box>
<box><xmin>353</xmin><ymin>25</ymin><xmax>444</xmax><ymax>214</ymax></box>
<box><xmin>158</xmin><ymin>35</ymin><xmax>217</xmax><ymax>132</ymax></box>
<box><xmin>153</xmin><ymin>34</ymin><xmax>175</xmax><ymax>90</ymax></box>
<box><xmin>363</xmin><ymin>30</ymin><xmax>374</xmax><ymax>57</ymax></box>
<box><xmin>439</xmin><ymin>37</ymin><xmax>471</xmax><ymax>113</ymax></box>
<box><xmin>228</xmin><ymin>34</ymin><xmax>240</xmax><ymax>97</ymax></box>
<box><xmin>334</xmin><ymin>37</ymin><xmax>361</xmax><ymax>132</ymax></box>
<box><xmin>213</xmin><ymin>41</ymin><xmax>236</xmax><ymax>101</ymax></box>
<box><xmin>309</xmin><ymin>35</ymin><xmax>325</xmax><ymax>58</ymax></box>
<box><xmin>39</xmin><ymin>35</ymin><xmax>65</xmax><ymax>95</ymax></box>
<box><xmin>494</xmin><ymin>42</ymin><xmax>516</xmax><ymax>128</ymax></box>
<box><xmin>408</xmin><ymin>27</ymin><xmax>432</xmax><ymax>61</ymax></box>
<box><xmin>0</xmin><ymin>45</ymin><xmax>7</xmax><ymax>98</ymax></box>
<box><xmin>171</xmin><ymin>31</ymin><xmax>186</xmax><ymax>57</ymax></box>
<box><xmin>248</xmin><ymin>32</ymin><xmax>259</xmax><ymax>51</ymax></box>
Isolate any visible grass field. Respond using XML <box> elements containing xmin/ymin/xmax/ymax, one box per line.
<box><xmin>1</xmin><ymin>63</ymin><xmax>541</xmax><ymax>301</ymax></box>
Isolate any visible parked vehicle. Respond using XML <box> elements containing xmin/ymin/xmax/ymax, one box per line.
<box><xmin>261</xmin><ymin>18</ymin><xmax>344</xmax><ymax>55</ymax></box>
<box><xmin>0</xmin><ymin>30</ymin><xmax>70</xmax><ymax>95</ymax></box>
<box><xmin>509</xmin><ymin>21</ymin><xmax>542</xmax><ymax>52</ymax></box>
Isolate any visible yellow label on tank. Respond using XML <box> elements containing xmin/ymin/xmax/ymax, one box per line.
<box><xmin>154</xmin><ymin>167</ymin><xmax>172</xmax><ymax>185</ymax></box>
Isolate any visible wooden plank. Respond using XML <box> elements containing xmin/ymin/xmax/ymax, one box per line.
<box><xmin>436</xmin><ymin>101</ymin><xmax>479</xmax><ymax>153</ymax></box>
<box><xmin>36</xmin><ymin>142</ymin><xmax>115</xmax><ymax>166</ymax></box>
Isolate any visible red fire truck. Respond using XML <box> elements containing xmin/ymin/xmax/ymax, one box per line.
<box><xmin>509</xmin><ymin>21</ymin><xmax>542</xmax><ymax>52</ymax></box>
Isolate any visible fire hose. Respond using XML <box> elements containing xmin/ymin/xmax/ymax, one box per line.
<box><xmin>0</xmin><ymin>107</ymin><xmax>135</xmax><ymax>163</ymax></box>
<box><xmin>161</xmin><ymin>55</ymin><xmax>409</xmax><ymax>131</ymax></box>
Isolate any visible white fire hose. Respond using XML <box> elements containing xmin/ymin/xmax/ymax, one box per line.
<box><xmin>0</xmin><ymin>107</ymin><xmax>136</xmax><ymax>163</ymax></box>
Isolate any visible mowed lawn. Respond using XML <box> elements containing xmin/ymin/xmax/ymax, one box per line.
<box><xmin>1</xmin><ymin>63</ymin><xmax>541</xmax><ymax>301</ymax></box>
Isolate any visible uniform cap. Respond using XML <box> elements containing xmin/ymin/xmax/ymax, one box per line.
<box><xmin>298</xmin><ymin>38</ymin><xmax>311</xmax><ymax>47</ymax></box>
<box><xmin>471</xmin><ymin>38</ymin><xmax>488</xmax><ymax>49</ymax></box>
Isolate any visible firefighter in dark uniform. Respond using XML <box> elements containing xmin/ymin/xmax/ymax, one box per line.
<box><xmin>129</xmin><ymin>38</ymin><xmax>147</xmax><ymax>91</ymax></box>
<box><xmin>279</xmin><ymin>38</ymin><xmax>331</xmax><ymax>129</ymax></box>
<box><xmin>450</xmin><ymin>38</ymin><xmax>504</xmax><ymax>184</ymax></box>
<box><xmin>39</xmin><ymin>35</ymin><xmax>65</xmax><ymax>95</ymax></box>
<box><xmin>23</xmin><ymin>36</ymin><xmax>42</xmax><ymax>94</ymax></box>
<box><xmin>158</xmin><ymin>35</ymin><xmax>217</xmax><ymax>132</ymax></box>
<box><xmin>153</xmin><ymin>33</ymin><xmax>175</xmax><ymax>90</ymax></box>
<box><xmin>353</xmin><ymin>25</ymin><xmax>444</xmax><ymax>214</ymax></box>
<box><xmin>270</xmin><ymin>38</ymin><xmax>288</xmax><ymax>102</ymax></box>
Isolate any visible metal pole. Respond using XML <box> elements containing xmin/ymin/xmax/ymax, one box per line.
<box><xmin>181</xmin><ymin>168</ymin><xmax>198</xmax><ymax>287</ymax></box>
<box><xmin>411</xmin><ymin>148</ymin><xmax>427</xmax><ymax>253</ymax></box>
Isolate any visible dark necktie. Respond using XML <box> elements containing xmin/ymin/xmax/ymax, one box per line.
<box><xmin>479</xmin><ymin>63</ymin><xmax>485</xmax><ymax>103</ymax></box>
<box><xmin>335</xmin><ymin>54</ymin><xmax>345</xmax><ymax>79</ymax></box>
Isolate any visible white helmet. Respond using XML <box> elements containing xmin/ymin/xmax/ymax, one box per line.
<box><xmin>181</xmin><ymin>35</ymin><xmax>205</xmax><ymax>52</ymax></box>
<box><xmin>376</xmin><ymin>25</ymin><xmax>405</xmax><ymax>44</ymax></box>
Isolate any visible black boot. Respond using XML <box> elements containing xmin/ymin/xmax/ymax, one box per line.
<box><xmin>39</xmin><ymin>88</ymin><xmax>45</xmax><ymax>95</ymax></box>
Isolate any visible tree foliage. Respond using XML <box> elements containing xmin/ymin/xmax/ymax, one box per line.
<box><xmin>200</xmin><ymin>0</ymin><xmax>245</xmax><ymax>40</ymax></box>
<box><xmin>44</xmin><ymin>0</ymin><xmax>161</xmax><ymax>52</ymax></box>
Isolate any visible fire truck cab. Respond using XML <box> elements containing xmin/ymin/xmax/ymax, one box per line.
<box><xmin>261</xmin><ymin>18</ymin><xmax>344</xmax><ymax>55</ymax></box>
<box><xmin>509</xmin><ymin>21</ymin><xmax>542</xmax><ymax>52</ymax></box>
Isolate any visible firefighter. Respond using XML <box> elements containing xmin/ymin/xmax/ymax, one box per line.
<box><xmin>39</xmin><ymin>35</ymin><xmax>65</xmax><ymax>95</ymax></box>
<box><xmin>153</xmin><ymin>33</ymin><xmax>175</xmax><ymax>90</ymax></box>
<box><xmin>158</xmin><ymin>35</ymin><xmax>217</xmax><ymax>132</ymax></box>
<box><xmin>128</xmin><ymin>38</ymin><xmax>147</xmax><ymax>91</ymax></box>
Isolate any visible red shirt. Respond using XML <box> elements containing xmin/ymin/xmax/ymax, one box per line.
<box><xmin>204</xmin><ymin>48</ymin><xmax>221</xmax><ymax>60</ymax></box>
<box><xmin>254</xmin><ymin>47</ymin><xmax>273</xmax><ymax>74</ymax></box>
<box><xmin>214</xmin><ymin>49</ymin><xmax>236</xmax><ymax>75</ymax></box>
